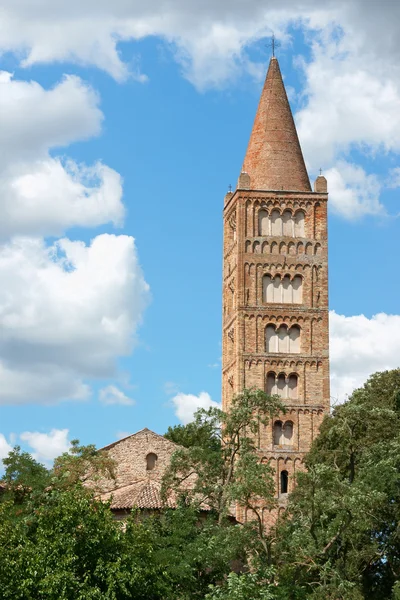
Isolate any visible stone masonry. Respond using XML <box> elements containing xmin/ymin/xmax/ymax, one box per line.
<box><xmin>222</xmin><ymin>57</ymin><xmax>330</xmax><ymax>525</ymax></box>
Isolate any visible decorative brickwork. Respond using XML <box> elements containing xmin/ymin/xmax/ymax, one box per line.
<box><xmin>222</xmin><ymin>57</ymin><xmax>330</xmax><ymax>524</ymax></box>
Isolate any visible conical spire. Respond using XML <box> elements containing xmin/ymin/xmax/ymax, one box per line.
<box><xmin>241</xmin><ymin>57</ymin><xmax>311</xmax><ymax>192</ymax></box>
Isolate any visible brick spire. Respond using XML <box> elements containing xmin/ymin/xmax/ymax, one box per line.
<box><xmin>241</xmin><ymin>57</ymin><xmax>311</xmax><ymax>192</ymax></box>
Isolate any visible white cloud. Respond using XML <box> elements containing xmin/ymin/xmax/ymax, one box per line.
<box><xmin>0</xmin><ymin>72</ymin><xmax>102</xmax><ymax>165</ymax></box>
<box><xmin>325</xmin><ymin>162</ymin><xmax>384</xmax><ymax>219</ymax></box>
<box><xmin>171</xmin><ymin>391</ymin><xmax>221</xmax><ymax>425</ymax></box>
<box><xmin>0</xmin><ymin>72</ymin><xmax>124</xmax><ymax>238</ymax></box>
<box><xmin>1</xmin><ymin>2</ymin><xmax>400</xmax><ymax>220</ymax></box>
<box><xmin>330</xmin><ymin>311</ymin><xmax>400</xmax><ymax>403</ymax></box>
<box><xmin>20</xmin><ymin>428</ymin><xmax>70</xmax><ymax>462</ymax></box>
<box><xmin>2</xmin><ymin>159</ymin><xmax>124</xmax><ymax>239</ymax></box>
<box><xmin>0</xmin><ymin>0</ymin><xmax>399</xmax><ymax>91</ymax></box>
<box><xmin>297</xmin><ymin>41</ymin><xmax>400</xmax><ymax>169</ymax></box>
<box><xmin>99</xmin><ymin>385</ymin><xmax>134</xmax><ymax>405</ymax></box>
<box><xmin>0</xmin><ymin>434</ymin><xmax>13</xmax><ymax>461</ymax></box>
<box><xmin>0</xmin><ymin>234</ymin><xmax>149</xmax><ymax>404</ymax></box>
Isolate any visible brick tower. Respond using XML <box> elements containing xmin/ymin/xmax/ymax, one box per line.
<box><xmin>222</xmin><ymin>57</ymin><xmax>330</xmax><ymax>514</ymax></box>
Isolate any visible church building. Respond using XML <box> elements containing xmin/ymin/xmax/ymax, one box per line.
<box><xmin>222</xmin><ymin>56</ymin><xmax>330</xmax><ymax>513</ymax></box>
<box><xmin>92</xmin><ymin>55</ymin><xmax>330</xmax><ymax>520</ymax></box>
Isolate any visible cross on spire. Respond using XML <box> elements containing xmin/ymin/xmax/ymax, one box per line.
<box><xmin>266</xmin><ymin>33</ymin><xmax>280</xmax><ymax>58</ymax></box>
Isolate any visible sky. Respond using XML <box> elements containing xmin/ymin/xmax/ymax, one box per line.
<box><xmin>0</xmin><ymin>0</ymin><xmax>400</xmax><ymax>464</ymax></box>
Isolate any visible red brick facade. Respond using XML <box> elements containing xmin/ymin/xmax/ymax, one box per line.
<box><xmin>222</xmin><ymin>57</ymin><xmax>330</xmax><ymax>523</ymax></box>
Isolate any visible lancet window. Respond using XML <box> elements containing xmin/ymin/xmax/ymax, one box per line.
<box><xmin>265</xmin><ymin>324</ymin><xmax>301</xmax><ymax>353</ymax></box>
<box><xmin>280</xmin><ymin>470</ymin><xmax>289</xmax><ymax>494</ymax></box>
<box><xmin>263</xmin><ymin>274</ymin><xmax>302</xmax><ymax>304</ymax></box>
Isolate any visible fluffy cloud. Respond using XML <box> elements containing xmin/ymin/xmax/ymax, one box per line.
<box><xmin>324</xmin><ymin>162</ymin><xmax>384</xmax><ymax>219</ymax></box>
<box><xmin>0</xmin><ymin>434</ymin><xmax>13</xmax><ymax>461</ymax></box>
<box><xmin>0</xmin><ymin>234</ymin><xmax>149</xmax><ymax>404</ymax></box>
<box><xmin>3</xmin><ymin>1</ymin><xmax>400</xmax><ymax>219</ymax></box>
<box><xmin>330</xmin><ymin>311</ymin><xmax>400</xmax><ymax>403</ymax></box>
<box><xmin>0</xmin><ymin>72</ymin><xmax>102</xmax><ymax>165</ymax></box>
<box><xmin>0</xmin><ymin>72</ymin><xmax>124</xmax><ymax>238</ymax></box>
<box><xmin>20</xmin><ymin>428</ymin><xmax>70</xmax><ymax>462</ymax></box>
<box><xmin>99</xmin><ymin>385</ymin><xmax>135</xmax><ymax>406</ymax></box>
<box><xmin>171</xmin><ymin>391</ymin><xmax>221</xmax><ymax>425</ymax></box>
<box><xmin>0</xmin><ymin>1</ymin><xmax>399</xmax><ymax>89</ymax></box>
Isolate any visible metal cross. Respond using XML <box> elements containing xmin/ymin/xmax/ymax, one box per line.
<box><xmin>319</xmin><ymin>168</ymin><xmax>323</xmax><ymax>176</ymax></box>
<box><xmin>228</xmin><ymin>184</ymin><xmax>232</xmax><ymax>193</ymax></box>
<box><xmin>266</xmin><ymin>33</ymin><xmax>280</xmax><ymax>57</ymax></box>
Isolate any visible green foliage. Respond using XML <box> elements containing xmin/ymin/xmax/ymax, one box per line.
<box><xmin>163</xmin><ymin>388</ymin><xmax>283</xmax><ymax>529</ymax></box>
<box><xmin>2</xmin><ymin>372</ymin><xmax>400</xmax><ymax>598</ymax></box>
<box><xmin>165</xmin><ymin>420</ymin><xmax>221</xmax><ymax>452</ymax></box>
<box><xmin>206</xmin><ymin>569</ymin><xmax>277</xmax><ymax>600</ymax></box>
<box><xmin>275</xmin><ymin>369</ymin><xmax>400</xmax><ymax>599</ymax></box>
<box><xmin>53</xmin><ymin>438</ymin><xmax>116</xmax><ymax>490</ymax></box>
<box><xmin>1</xmin><ymin>445</ymin><xmax>50</xmax><ymax>514</ymax></box>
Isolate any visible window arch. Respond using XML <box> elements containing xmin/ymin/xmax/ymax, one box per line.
<box><xmin>146</xmin><ymin>453</ymin><xmax>158</xmax><ymax>471</ymax></box>
<box><xmin>267</xmin><ymin>373</ymin><xmax>298</xmax><ymax>400</ymax></box>
<box><xmin>273</xmin><ymin>421</ymin><xmax>295</xmax><ymax>446</ymax></box>
<box><xmin>257</xmin><ymin>209</ymin><xmax>306</xmax><ymax>238</ymax></box>
<box><xmin>271</xmin><ymin>209</ymin><xmax>282</xmax><ymax>236</ymax></box>
<box><xmin>283</xmin><ymin>421</ymin><xmax>293</xmax><ymax>444</ymax></box>
<box><xmin>262</xmin><ymin>274</ymin><xmax>303</xmax><ymax>304</ymax></box>
<box><xmin>294</xmin><ymin>211</ymin><xmax>305</xmax><ymax>237</ymax></box>
<box><xmin>273</xmin><ymin>421</ymin><xmax>283</xmax><ymax>445</ymax></box>
<box><xmin>282</xmin><ymin>210</ymin><xmax>293</xmax><ymax>236</ymax></box>
<box><xmin>288</xmin><ymin>374</ymin><xmax>298</xmax><ymax>399</ymax></box>
<box><xmin>265</xmin><ymin>325</ymin><xmax>301</xmax><ymax>354</ymax></box>
<box><xmin>258</xmin><ymin>210</ymin><xmax>269</xmax><ymax>236</ymax></box>
<box><xmin>280</xmin><ymin>470</ymin><xmax>289</xmax><ymax>494</ymax></box>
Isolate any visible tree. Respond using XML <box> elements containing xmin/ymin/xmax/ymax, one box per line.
<box><xmin>274</xmin><ymin>369</ymin><xmax>400</xmax><ymax>600</ymax></box>
<box><xmin>165</xmin><ymin>420</ymin><xmax>221</xmax><ymax>452</ymax></box>
<box><xmin>163</xmin><ymin>388</ymin><xmax>284</xmax><ymax>558</ymax></box>
<box><xmin>0</xmin><ymin>445</ymin><xmax>50</xmax><ymax>515</ymax></box>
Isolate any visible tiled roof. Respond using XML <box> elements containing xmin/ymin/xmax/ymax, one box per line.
<box><xmin>100</xmin><ymin>480</ymin><xmax>176</xmax><ymax>510</ymax></box>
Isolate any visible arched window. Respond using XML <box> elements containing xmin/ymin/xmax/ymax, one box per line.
<box><xmin>294</xmin><ymin>211</ymin><xmax>305</xmax><ymax>237</ymax></box>
<box><xmin>271</xmin><ymin>210</ymin><xmax>282</xmax><ymax>236</ymax></box>
<box><xmin>266</xmin><ymin>372</ymin><xmax>276</xmax><ymax>395</ymax></box>
<box><xmin>280</xmin><ymin>470</ymin><xmax>289</xmax><ymax>494</ymax></box>
<box><xmin>263</xmin><ymin>275</ymin><xmax>303</xmax><ymax>304</ymax></box>
<box><xmin>283</xmin><ymin>422</ymin><xmax>293</xmax><ymax>444</ymax></box>
<box><xmin>288</xmin><ymin>374</ymin><xmax>298</xmax><ymax>399</ymax></box>
<box><xmin>263</xmin><ymin>275</ymin><xmax>273</xmax><ymax>303</ymax></box>
<box><xmin>277</xmin><ymin>373</ymin><xmax>286</xmax><ymax>396</ymax></box>
<box><xmin>292</xmin><ymin>276</ymin><xmax>302</xmax><ymax>303</ymax></box>
<box><xmin>282</xmin><ymin>210</ymin><xmax>293</xmax><ymax>236</ymax></box>
<box><xmin>146</xmin><ymin>453</ymin><xmax>158</xmax><ymax>471</ymax></box>
<box><xmin>277</xmin><ymin>325</ymin><xmax>289</xmax><ymax>353</ymax></box>
<box><xmin>266</xmin><ymin>325</ymin><xmax>278</xmax><ymax>352</ymax></box>
<box><xmin>258</xmin><ymin>210</ymin><xmax>269</xmax><ymax>236</ymax></box>
<box><xmin>282</xmin><ymin>275</ymin><xmax>291</xmax><ymax>303</ymax></box>
<box><xmin>274</xmin><ymin>421</ymin><xmax>283</xmax><ymax>445</ymax></box>
<box><xmin>266</xmin><ymin>325</ymin><xmax>301</xmax><ymax>354</ymax></box>
<box><xmin>289</xmin><ymin>326</ymin><xmax>300</xmax><ymax>353</ymax></box>
<box><xmin>273</xmin><ymin>276</ymin><xmax>282</xmax><ymax>303</ymax></box>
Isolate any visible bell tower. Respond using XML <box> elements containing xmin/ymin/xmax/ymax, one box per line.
<box><xmin>222</xmin><ymin>57</ymin><xmax>330</xmax><ymax>512</ymax></box>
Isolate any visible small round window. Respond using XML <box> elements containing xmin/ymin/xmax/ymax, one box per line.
<box><xmin>146</xmin><ymin>452</ymin><xmax>157</xmax><ymax>471</ymax></box>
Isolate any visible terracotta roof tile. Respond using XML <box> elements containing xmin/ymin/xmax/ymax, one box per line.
<box><xmin>100</xmin><ymin>480</ymin><xmax>175</xmax><ymax>511</ymax></box>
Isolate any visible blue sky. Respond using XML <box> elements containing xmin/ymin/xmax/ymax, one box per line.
<box><xmin>0</xmin><ymin>1</ymin><xmax>399</xmax><ymax>463</ymax></box>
